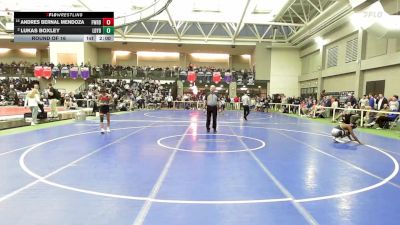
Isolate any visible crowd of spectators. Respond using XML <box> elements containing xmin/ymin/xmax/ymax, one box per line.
<box><xmin>1</xmin><ymin>62</ymin><xmax>398</xmax><ymax>130</ymax></box>
<box><xmin>0</xmin><ymin>61</ymin><xmax>254</xmax><ymax>84</ymax></box>
<box><xmin>58</xmin><ymin>78</ymin><xmax>175</xmax><ymax>112</ymax></box>
<box><xmin>272</xmin><ymin>92</ymin><xmax>400</xmax><ymax>130</ymax></box>
<box><xmin>0</xmin><ymin>75</ymin><xmax>176</xmax><ymax>111</ymax></box>
<box><xmin>0</xmin><ymin>61</ymin><xmax>46</xmax><ymax>77</ymax></box>
<box><xmin>0</xmin><ymin>77</ymin><xmax>39</xmax><ymax>106</ymax></box>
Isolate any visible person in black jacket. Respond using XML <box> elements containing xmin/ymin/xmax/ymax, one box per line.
<box><xmin>47</xmin><ymin>83</ymin><xmax>59</xmax><ymax>118</ymax></box>
<box><xmin>346</xmin><ymin>93</ymin><xmax>358</xmax><ymax>108</ymax></box>
<box><xmin>376</xmin><ymin>94</ymin><xmax>388</xmax><ymax>110</ymax></box>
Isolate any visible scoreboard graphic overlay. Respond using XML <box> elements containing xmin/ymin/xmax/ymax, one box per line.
<box><xmin>14</xmin><ymin>12</ymin><xmax>114</xmax><ymax>42</ymax></box>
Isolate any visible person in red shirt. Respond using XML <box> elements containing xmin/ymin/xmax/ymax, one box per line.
<box><xmin>234</xmin><ymin>96</ymin><xmax>240</xmax><ymax>110</ymax></box>
<box><xmin>97</xmin><ymin>88</ymin><xmax>113</xmax><ymax>134</ymax></box>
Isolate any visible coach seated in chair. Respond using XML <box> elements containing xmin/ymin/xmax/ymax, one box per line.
<box><xmin>366</xmin><ymin>100</ymin><xmax>398</xmax><ymax>129</ymax></box>
<box><xmin>310</xmin><ymin>104</ymin><xmax>326</xmax><ymax>118</ymax></box>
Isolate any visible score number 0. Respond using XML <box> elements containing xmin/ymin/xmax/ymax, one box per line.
<box><xmin>103</xmin><ymin>18</ymin><xmax>114</xmax><ymax>26</ymax></box>
<box><xmin>102</xmin><ymin>18</ymin><xmax>114</xmax><ymax>34</ymax></box>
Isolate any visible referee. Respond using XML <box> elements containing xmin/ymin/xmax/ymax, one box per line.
<box><xmin>242</xmin><ymin>92</ymin><xmax>250</xmax><ymax>120</ymax></box>
<box><xmin>205</xmin><ymin>85</ymin><xmax>218</xmax><ymax>133</ymax></box>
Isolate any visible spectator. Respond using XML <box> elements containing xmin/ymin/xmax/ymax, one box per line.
<box><xmin>376</xmin><ymin>94</ymin><xmax>388</xmax><ymax>110</ymax></box>
<box><xmin>368</xmin><ymin>93</ymin><xmax>375</xmax><ymax>109</ymax></box>
<box><xmin>234</xmin><ymin>96</ymin><xmax>240</xmax><ymax>110</ymax></box>
<box><xmin>320</xmin><ymin>89</ymin><xmax>326</xmax><ymax>100</ymax></box>
<box><xmin>367</xmin><ymin>102</ymin><xmax>398</xmax><ymax>129</ymax></box>
<box><xmin>346</xmin><ymin>93</ymin><xmax>357</xmax><ymax>108</ymax></box>
<box><xmin>7</xmin><ymin>84</ymin><xmax>18</xmax><ymax>105</ymax></box>
<box><xmin>166</xmin><ymin>95</ymin><xmax>173</xmax><ymax>108</ymax></box>
<box><xmin>389</xmin><ymin>95</ymin><xmax>399</xmax><ymax>111</ymax></box>
<box><xmin>323</xmin><ymin>96</ymin><xmax>333</xmax><ymax>117</ymax></box>
<box><xmin>24</xmin><ymin>88</ymin><xmax>43</xmax><ymax>126</ymax></box>
<box><xmin>47</xmin><ymin>83</ymin><xmax>59</xmax><ymax>118</ymax></box>
<box><xmin>359</xmin><ymin>95</ymin><xmax>369</xmax><ymax>108</ymax></box>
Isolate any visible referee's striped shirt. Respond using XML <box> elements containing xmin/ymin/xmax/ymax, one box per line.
<box><xmin>207</xmin><ymin>93</ymin><xmax>218</xmax><ymax>106</ymax></box>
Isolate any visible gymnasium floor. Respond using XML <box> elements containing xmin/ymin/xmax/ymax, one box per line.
<box><xmin>0</xmin><ymin>110</ymin><xmax>399</xmax><ymax>225</ymax></box>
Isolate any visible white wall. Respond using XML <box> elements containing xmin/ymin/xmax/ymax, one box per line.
<box><xmin>300</xmin><ymin>79</ymin><xmax>318</xmax><ymax>88</ymax></box>
<box><xmin>97</xmin><ymin>48</ymin><xmax>112</xmax><ymax>65</ymax></box>
<box><xmin>365</xmin><ymin>33</ymin><xmax>388</xmax><ymax>58</ymax></box>
<box><xmin>138</xmin><ymin>54</ymin><xmax>178</xmax><ymax>67</ymax></box>
<box><xmin>84</xmin><ymin>43</ymin><xmax>98</xmax><ymax>65</ymax></box>
<box><xmin>397</xmin><ymin>39</ymin><xmax>400</xmax><ymax>52</ymax></box>
<box><xmin>116</xmin><ymin>53</ymin><xmax>137</xmax><ymax>66</ymax></box>
<box><xmin>324</xmin><ymin>33</ymin><xmax>358</xmax><ymax>68</ymax></box>
<box><xmin>323</xmin><ymin>73</ymin><xmax>355</xmax><ymax>92</ymax></box>
<box><xmin>49</xmin><ymin>42</ymin><xmax>84</xmax><ymax>65</ymax></box>
<box><xmin>363</xmin><ymin>65</ymin><xmax>400</xmax><ymax>97</ymax></box>
<box><xmin>253</xmin><ymin>42</ymin><xmax>271</xmax><ymax>80</ymax></box>
<box><xmin>299</xmin><ymin>20</ymin><xmax>400</xmax><ymax>98</ymax></box>
<box><xmin>39</xmin><ymin>49</ymin><xmax>49</xmax><ymax>63</ymax></box>
<box><xmin>301</xmin><ymin>50</ymin><xmax>320</xmax><ymax>75</ymax></box>
<box><xmin>270</xmin><ymin>48</ymin><xmax>301</xmax><ymax>97</ymax></box>
<box><xmin>179</xmin><ymin>53</ymin><xmax>188</xmax><ymax>67</ymax></box>
<box><xmin>231</xmin><ymin>55</ymin><xmax>251</xmax><ymax>70</ymax></box>
<box><xmin>0</xmin><ymin>49</ymin><xmax>41</xmax><ymax>63</ymax></box>
<box><xmin>187</xmin><ymin>55</ymin><xmax>229</xmax><ymax>68</ymax></box>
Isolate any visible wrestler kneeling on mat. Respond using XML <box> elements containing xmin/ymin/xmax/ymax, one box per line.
<box><xmin>331</xmin><ymin>123</ymin><xmax>362</xmax><ymax>144</ymax></box>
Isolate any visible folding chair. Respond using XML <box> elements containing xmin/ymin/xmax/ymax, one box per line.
<box><xmin>389</xmin><ymin>116</ymin><xmax>400</xmax><ymax>130</ymax></box>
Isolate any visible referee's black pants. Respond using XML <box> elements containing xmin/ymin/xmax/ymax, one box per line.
<box><xmin>206</xmin><ymin>105</ymin><xmax>217</xmax><ymax>130</ymax></box>
<box><xmin>243</xmin><ymin>105</ymin><xmax>250</xmax><ymax>119</ymax></box>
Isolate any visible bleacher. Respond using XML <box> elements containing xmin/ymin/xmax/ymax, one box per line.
<box><xmin>0</xmin><ymin>106</ymin><xmax>93</xmax><ymax>130</ymax></box>
<box><xmin>0</xmin><ymin>63</ymin><xmax>255</xmax><ymax>82</ymax></box>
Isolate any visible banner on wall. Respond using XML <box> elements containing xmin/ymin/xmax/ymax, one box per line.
<box><xmin>247</xmin><ymin>72</ymin><xmax>254</xmax><ymax>85</ymax></box>
<box><xmin>34</xmin><ymin>66</ymin><xmax>43</xmax><ymax>78</ymax></box>
<box><xmin>69</xmin><ymin>67</ymin><xmax>79</xmax><ymax>79</ymax></box>
<box><xmin>61</xmin><ymin>67</ymin><xmax>69</xmax><ymax>77</ymax></box>
<box><xmin>212</xmin><ymin>72</ymin><xmax>221</xmax><ymax>84</ymax></box>
<box><xmin>179</xmin><ymin>71</ymin><xmax>187</xmax><ymax>81</ymax></box>
<box><xmin>81</xmin><ymin>67</ymin><xmax>90</xmax><ymax>80</ymax></box>
<box><xmin>187</xmin><ymin>71</ymin><xmax>196</xmax><ymax>83</ymax></box>
<box><xmin>52</xmin><ymin>67</ymin><xmax>60</xmax><ymax>77</ymax></box>
<box><xmin>224</xmin><ymin>72</ymin><xmax>233</xmax><ymax>84</ymax></box>
<box><xmin>42</xmin><ymin>66</ymin><xmax>52</xmax><ymax>79</ymax></box>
